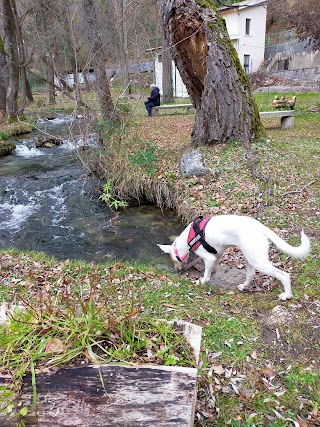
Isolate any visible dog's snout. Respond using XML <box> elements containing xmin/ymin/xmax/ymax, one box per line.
<box><xmin>174</xmin><ymin>261</ymin><xmax>183</xmax><ymax>271</ymax></box>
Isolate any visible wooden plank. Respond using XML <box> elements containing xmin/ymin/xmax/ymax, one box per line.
<box><xmin>1</xmin><ymin>364</ymin><xmax>198</xmax><ymax>427</ymax></box>
<box><xmin>1</xmin><ymin>321</ymin><xmax>201</xmax><ymax>426</ymax></box>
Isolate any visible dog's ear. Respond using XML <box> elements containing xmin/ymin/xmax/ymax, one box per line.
<box><xmin>157</xmin><ymin>244</ymin><xmax>172</xmax><ymax>254</ymax></box>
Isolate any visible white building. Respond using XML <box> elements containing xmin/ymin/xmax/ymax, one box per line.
<box><xmin>154</xmin><ymin>56</ymin><xmax>189</xmax><ymax>98</ymax></box>
<box><xmin>155</xmin><ymin>0</ymin><xmax>267</xmax><ymax>97</ymax></box>
<box><xmin>220</xmin><ymin>0</ymin><xmax>267</xmax><ymax>74</ymax></box>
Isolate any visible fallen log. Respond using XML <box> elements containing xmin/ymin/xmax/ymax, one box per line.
<box><xmin>272</xmin><ymin>95</ymin><xmax>296</xmax><ymax>110</ymax></box>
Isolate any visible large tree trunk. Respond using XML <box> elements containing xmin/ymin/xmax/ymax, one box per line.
<box><xmin>163</xmin><ymin>0</ymin><xmax>264</xmax><ymax>146</ymax></box>
<box><xmin>2</xmin><ymin>0</ymin><xmax>20</xmax><ymax>121</ymax></box>
<box><xmin>82</xmin><ymin>0</ymin><xmax>117</xmax><ymax>122</ymax></box>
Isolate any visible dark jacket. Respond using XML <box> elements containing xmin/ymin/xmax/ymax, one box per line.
<box><xmin>148</xmin><ymin>87</ymin><xmax>160</xmax><ymax>106</ymax></box>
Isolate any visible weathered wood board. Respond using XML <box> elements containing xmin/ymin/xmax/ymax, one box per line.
<box><xmin>1</xmin><ymin>364</ymin><xmax>198</xmax><ymax>427</ymax></box>
<box><xmin>0</xmin><ymin>321</ymin><xmax>201</xmax><ymax>426</ymax></box>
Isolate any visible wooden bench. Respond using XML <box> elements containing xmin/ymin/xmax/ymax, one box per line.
<box><xmin>152</xmin><ymin>103</ymin><xmax>195</xmax><ymax>116</ymax></box>
<box><xmin>152</xmin><ymin>105</ymin><xmax>294</xmax><ymax>128</ymax></box>
<box><xmin>259</xmin><ymin>110</ymin><xmax>294</xmax><ymax>129</ymax></box>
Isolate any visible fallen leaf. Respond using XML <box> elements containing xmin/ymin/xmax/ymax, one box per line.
<box><xmin>208</xmin><ymin>351</ymin><xmax>223</xmax><ymax>361</ymax></box>
<box><xmin>251</xmin><ymin>350</ymin><xmax>258</xmax><ymax>360</ymax></box>
<box><xmin>162</xmin><ymin>303</ymin><xmax>177</xmax><ymax>308</ymax></box>
<box><xmin>213</xmin><ymin>364</ymin><xmax>225</xmax><ymax>375</ymax></box>
<box><xmin>45</xmin><ymin>338</ymin><xmax>64</xmax><ymax>353</ymax></box>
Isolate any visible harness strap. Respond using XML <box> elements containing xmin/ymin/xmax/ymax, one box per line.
<box><xmin>188</xmin><ymin>216</ymin><xmax>217</xmax><ymax>254</ymax></box>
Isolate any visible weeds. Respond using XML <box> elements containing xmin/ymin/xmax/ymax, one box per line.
<box><xmin>128</xmin><ymin>141</ymin><xmax>159</xmax><ymax>176</ymax></box>
<box><xmin>99</xmin><ymin>180</ymin><xmax>129</xmax><ymax>209</ymax></box>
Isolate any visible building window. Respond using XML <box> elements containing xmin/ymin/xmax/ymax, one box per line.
<box><xmin>244</xmin><ymin>55</ymin><xmax>250</xmax><ymax>74</ymax></box>
<box><xmin>245</xmin><ymin>18</ymin><xmax>251</xmax><ymax>35</ymax></box>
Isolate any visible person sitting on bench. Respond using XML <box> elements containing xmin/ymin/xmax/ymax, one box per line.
<box><xmin>144</xmin><ymin>84</ymin><xmax>160</xmax><ymax>117</ymax></box>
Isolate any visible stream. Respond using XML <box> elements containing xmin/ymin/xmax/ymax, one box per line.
<box><xmin>0</xmin><ymin>116</ymin><xmax>183</xmax><ymax>269</ymax></box>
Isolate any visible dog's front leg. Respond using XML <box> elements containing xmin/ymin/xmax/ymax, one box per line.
<box><xmin>196</xmin><ymin>254</ymin><xmax>218</xmax><ymax>285</ymax></box>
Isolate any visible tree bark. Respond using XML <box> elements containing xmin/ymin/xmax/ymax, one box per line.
<box><xmin>2</xmin><ymin>0</ymin><xmax>20</xmax><ymax>121</ymax></box>
<box><xmin>163</xmin><ymin>0</ymin><xmax>264</xmax><ymax>146</ymax></box>
<box><xmin>48</xmin><ymin>60</ymin><xmax>56</xmax><ymax>104</ymax></box>
<box><xmin>15</xmin><ymin>4</ymin><xmax>34</xmax><ymax>105</ymax></box>
<box><xmin>20</xmin><ymin>64</ymin><xmax>34</xmax><ymax>106</ymax></box>
<box><xmin>0</xmin><ymin>36</ymin><xmax>7</xmax><ymax>113</ymax></box>
<box><xmin>162</xmin><ymin>35</ymin><xmax>174</xmax><ymax>103</ymax></box>
<box><xmin>34</xmin><ymin>0</ymin><xmax>57</xmax><ymax>105</ymax></box>
<box><xmin>82</xmin><ymin>0</ymin><xmax>118</xmax><ymax>122</ymax></box>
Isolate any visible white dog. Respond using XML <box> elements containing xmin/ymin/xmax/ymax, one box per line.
<box><xmin>158</xmin><ymin>215</ymin><xmax>310</xmax><ymax>300</ymax></box>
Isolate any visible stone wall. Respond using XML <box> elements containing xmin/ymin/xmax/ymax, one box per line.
<box><xmin>264</xmin><ymin>38</ymin><xmax>320</xmax><ymax>85</ymax></box>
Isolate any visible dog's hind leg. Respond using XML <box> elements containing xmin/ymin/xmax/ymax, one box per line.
<box><xmin>251</xmin><ymin>260</ymin><xmax>292</xmax><ymax>300</ymax></box>
<box><xmin>238</xmin><ymin>261</ymin><xmax>255</xmax><ymax>291</ymax></box>
<box><xmin>240</xmin><ymin>237</ymin><xmax>292</xmax><ymax>299</ymax></box>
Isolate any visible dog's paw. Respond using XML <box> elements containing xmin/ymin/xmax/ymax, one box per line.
<box><xmin>237</xmin><ymin>283</ymin><xmax>247</xmax><ymax>292</ymax></box>
<box><xmin>192</xmin><ymin>278</ymin><xmax>206</xmax><ymax>286</ymax></box>
<box><xmin>278</xmin><ymin>292</ymin><xmax>292</xmax><ymax>301</ymax></box>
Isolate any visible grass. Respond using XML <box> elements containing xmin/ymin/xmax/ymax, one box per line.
<box><xmin>0</xmin><ymin>90</ymin><xmax>319</xmax><ymax>426</ymax></box>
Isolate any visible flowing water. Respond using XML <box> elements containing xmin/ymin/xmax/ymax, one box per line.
<box><xmin>0</xmin><ymin>116</ymin><xmax>183</xmax><ymax>269</ymax></box>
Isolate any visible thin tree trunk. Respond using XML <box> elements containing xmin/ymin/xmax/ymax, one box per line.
<box><xmin>2</xmin><ymin>0</ymin><xmax>20</xmax><ymax>121</ymax></box>
<box><xmin>163</xmin><ymin>0</ymin><xmax>264</xmax><ymax>146</ymax></box>
<box><xmin>162</xmin><ymin>35</ymin><xmax>174</xmax><ymax>103</ymax></box>
<box><xmin>15</xmin><ymin>2</ymin><xmax>34</xmax><ymax>106</ymax></box>
<box><xmin>65</xmin><ymin>4</ymin><xmax>86</xmax><ymax>108</ymax></box>
<box><xmin>82</xmin><ymin>0</ymin><xmax>117</xmax><ymax>122</ymax></box>
<box><xmin>25</xmin><ymin>73</ymin><xmax>34</xmax><ymax>103</ymax></box>
<box><xmin>48</xmin><ymin>60</ymin><xmax>56</xmax><ymax>104</ymax></box>
<box><xmin>20</xmin><ymin>68</ymin><xmax>34</xmax><ymax>106</ymax></box>
<box><xmin>0</xmin><ymin>36</ymin><xmax>7</xmax><ymax>113</ymax></box>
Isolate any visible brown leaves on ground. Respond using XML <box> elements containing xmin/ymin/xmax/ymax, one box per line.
<box><xmin>196</xmin><ymin>357</ymin><xmax>320</xmax><ymax>427</ymax></box>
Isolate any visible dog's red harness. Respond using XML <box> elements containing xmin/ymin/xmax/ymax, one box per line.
<box><xmin>187</xmin><ymin>216</ymin><xmax>217</xmax><ymax>254</ymax></box>
<box><xmin>174</xmin><ymin>216</ymin><xmax>217</xmax><ymax>262</ymax></box>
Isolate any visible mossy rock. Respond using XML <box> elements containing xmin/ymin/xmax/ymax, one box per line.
<box><xmin>0</xmin><ymin>142</ymin><xmax>16</xmax><ymax>157</ymax></box>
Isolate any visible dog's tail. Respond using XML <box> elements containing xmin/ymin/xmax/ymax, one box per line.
<box><xmin>263</xmin><ymin>227</ymin><xmax>311</xmax><ymax>259</ymax></box>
